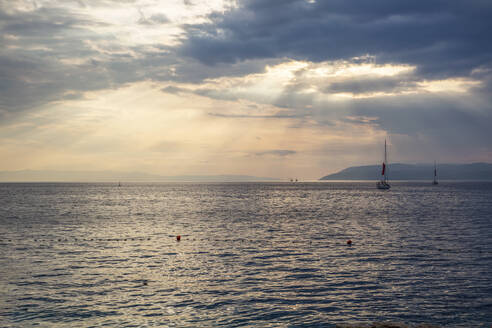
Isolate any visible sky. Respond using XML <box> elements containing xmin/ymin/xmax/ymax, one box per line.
<box><xmin>1</xmin><ymin>0</ymin><xmax>491</xmax><ymax>179</ymax></box>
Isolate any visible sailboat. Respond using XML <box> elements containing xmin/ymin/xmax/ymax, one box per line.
<box><xmin>377</xmin><ymin>139</ymin><xmax>391</xmax><ymax>189</ymax></box>
<box><xmin>432</xmin><ymin>161</ymin><xmax>438</xmax><ymax>185</ymax></box>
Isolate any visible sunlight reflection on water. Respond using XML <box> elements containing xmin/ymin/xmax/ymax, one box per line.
<box><xmin>1</xmin><ymin>182</ymin><xmax>491</xmax><ymax>327</ymax></box>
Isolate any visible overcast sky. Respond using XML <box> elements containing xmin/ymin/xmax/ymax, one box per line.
<box><xmin>1</xmin><ymin>0</ymin><xmax>491</xmax><ymax>179</ymax></box>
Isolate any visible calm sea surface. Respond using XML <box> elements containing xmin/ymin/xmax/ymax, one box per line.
<box><xmin>1</xmin><ymin>182</ymin><xmax>491</xmax><ymax>327</ymax></box>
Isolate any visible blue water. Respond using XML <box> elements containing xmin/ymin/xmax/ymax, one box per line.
<box><xmin>1</xmin><ymin>182</ymin><xmax>491</xmax><ymax>327</ymax></box>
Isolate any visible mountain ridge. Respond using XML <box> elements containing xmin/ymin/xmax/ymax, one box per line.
<box><xmin>320</xmin><ymin>163</ymin><xmax>492</xmax><ymax>180</ymax></box>
<box><xmin>0</xmin><ymin>170</ymin><xmax>278</xmax><ymax>182</ymax></box>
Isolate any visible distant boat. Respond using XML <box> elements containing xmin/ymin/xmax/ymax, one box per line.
<box><xmin>432</xmin><ymin>161</ymin><xmax>438</xmax><ymax>185</ymax></box>
<box><xmin>377</xmin><ymin>139</ymin><xmax>391</xmax><ymax>189</ymax></box>
<box><xmin>118</xmin><ymin>181</ymin><xmax>121</xmax><ymax>187</ymax></box>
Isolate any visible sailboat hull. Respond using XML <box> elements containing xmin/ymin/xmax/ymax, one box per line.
<box><xmin>377</xmin><ymin>181</ymin><xmax>391</xmax><ymax>189</ymax></box>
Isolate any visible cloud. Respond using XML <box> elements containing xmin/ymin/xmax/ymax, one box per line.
<box><xmin>179</xmin><ymin>0</ymin><xmax>492</xmax><ymax>79</ymax></box>
<box><xmin>137</xmin><ymin>9</ymin><xmax>170</xmax><ymax>25</ymax></box>
<box><xmin>1</xmin><ymin>0</ymin><xmax>492</xmax><ymax>173</ymax></box>
<box><xmin>0</xmin><ymin>1</ymin><xmax>270</xmax><ymax>118</ymax></box>
<box><xmin>255</xmin><ymin>149</ymin><xmax>297</xmax><ymax>157</ymax></box>
<box><xmin>350</xmin><ymin>93</ymin><xmax>492</xmax><ymax>149</ymax></box>
<box><xmin>155</xmin><ymin>55</ymin><xmax>492</xmax><ymax>162</ymax></box>
<box><xmin>0</xmin><ymin>3</ymin><xmax>186</xmax><ymax>119</ymax></box>
<box><xmin>208</xmin><ymin>112</ymin><xmax>303</xmax><ymax>119</ymax></box>
<box><xmin>322</xmin><ymin>75</ymin><xmax>418</xmax><ymax>95</ymax></box>
<box><xmin>161</xmin><ymin>85</ymin><xmax>188</xmax><ymax>94</ymax></box>
<box><xmin>0</xmin><ymin>6</ymin><xmax>113</xmax><ymax>115</ymax></box>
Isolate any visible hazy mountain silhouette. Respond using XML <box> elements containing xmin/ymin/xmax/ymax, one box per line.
<box><xmin>0</xmin><ymin>170</ymin><xmax>278</xmax><ymax>182</ymax></box>
<box><xmin>320</xmin><ymin>163</ymin><xmax>492</xmax><ymax>180</ymax></box>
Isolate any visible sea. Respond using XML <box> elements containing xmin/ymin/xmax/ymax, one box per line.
<box><xmin>1</xmin><ymin>182</ymin><xmax>491</xmax><ymax>327</ymax></box>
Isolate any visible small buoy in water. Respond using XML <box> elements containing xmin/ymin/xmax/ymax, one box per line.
<box><xmin>347</xmin><ymin>239</ymin><xmax>352</xmax><ymax>245</ymax></box>
<box><xmin>176</xmin><ymin>235</ymin><xmax>181</xmax><ymax>241</ymax></box>
<box><xmin>143</xmin><ymin>280</ymin><xmax>148</xmax><ymax>286</ymax></box>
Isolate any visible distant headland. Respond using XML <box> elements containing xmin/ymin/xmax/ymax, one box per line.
<box><xmin>320</xmin><ymin>163</ymin><xmax>492</xmax><ymax>181</ymax></box>
<box><xmin>0</xmin><ymin>170</ymin><xmax>278</xmax><ymax>182</ymax></box>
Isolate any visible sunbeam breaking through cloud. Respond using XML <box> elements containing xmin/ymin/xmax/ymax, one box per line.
<box><xmin>1</xmin><ymin>0</ymin><xmax>491</xmax><ymax>179</ymax></box>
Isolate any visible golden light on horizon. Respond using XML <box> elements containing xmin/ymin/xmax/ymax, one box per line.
<box><xmin>0</xmin><ymin>77</ymin><xmax>387</xmax><ymax>178</ymax></box>
<box><xmin>1</xmin><ymin>0</ymin><xmax>490</xmax><ymax>184</ymax></box>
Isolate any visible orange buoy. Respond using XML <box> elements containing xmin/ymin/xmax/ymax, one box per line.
<box><xmin>347</xmin><ymin>239</ymin><xmax>352</xmax><ymax>245</ymax></box>
<box><xmin>176</xmin><ymin>235</ymin><xmax>181</xmax><ymax>241</ymax></box>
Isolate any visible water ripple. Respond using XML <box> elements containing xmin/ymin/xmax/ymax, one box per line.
<box><xmin>1</xmin><ymin>182</ymin><xmax>491</xmax><ymax>327</ymax></box>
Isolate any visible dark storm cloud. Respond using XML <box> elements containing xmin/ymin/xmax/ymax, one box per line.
<box><xmin>0</xmin><ymin>6</ymin><xmax>106</xmax><ymax>111</ymax></box>
<box><xmin>0</xmin><ymin>4</ymin><xmax>178</xmax><ymax>118</ymax></box>
<box><xmin>177</xmin><ymin>0</ymin><xmax>492</xmax><ymax>159</ymax></box>
<box><xmin>351</xmin><ymin>94</ymin><xmax>492</xmax><ymax>143</ymax></box>
<box><xmin>322</xmin><ymin>76</ymin><xmax>418</xmax><ymax>95</ymax></box>
<box><xmin>2</xmin><ymin>0</ymin><xmax>492</xmax><ymax>163</ymax></box>
<box><xmin>1</xmin><ymin>6</ymin><xmax>109</xmax><ymax>38</ymax></box>
<box><xmin>0</xmin><ymin>54</ymin><xmax>107</xmax><ymax>110</ymax></box>
<box><xmin>344</xmin><ymin>93</ymin><xmax>492</xmax><ymax>161</ymax></box>
<box><xmin>257</xmin><ymin>73</ymin><xmax>492</xmax><ymax>158</ymax></box>
<box><xmin>170</xmin><ymin>57</ymin><xmax>281</xmax><ymax>84</ymax></box>
<box><xmin>0</xmin><ymin>3</ymin><xmax>282</xmax><ymax>117</ymax></box>
<box><xmin>179</xmin><ymin>0</ymin><xmax>492</xmax><ymax>78</ymax></box>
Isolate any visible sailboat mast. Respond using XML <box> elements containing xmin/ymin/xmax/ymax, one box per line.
<box><xmin>434</xmin><ymin>161</ymin><xmax>437</xmax><ymax>183</ymax></box>
<box><xmin>377</xmin><ymin>139</ymin><xmax>391</xmax><ymax>189</ymax></box>
<box><xmin>384</xmin><ymin>139</ymin><xmax>388</xmax><ymax>182</ymax></box>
